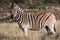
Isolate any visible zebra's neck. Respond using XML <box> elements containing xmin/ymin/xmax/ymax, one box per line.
<box><xmin>16</xmin><ymin>5</ymin><xmax>24</xmax><ymax>13</ymax></box>
<box><xmin>15</xmin><ymin>6</ymin><xmax>24</xmax><ymax>21</ymax></box>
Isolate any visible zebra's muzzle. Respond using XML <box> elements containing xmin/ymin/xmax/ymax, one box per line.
<box><xmin>11</xmin><ymin>15</ymin><xmax>15</xmax><ymax>21</ymax></box>
<box><xmin>11</xmin><ymin>15</ymin><xmax>13</xmax><ymax>19</ymax></box>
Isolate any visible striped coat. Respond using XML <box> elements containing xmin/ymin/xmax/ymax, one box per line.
<box><xmin>10</xmin><ymin>3</ymin><xmax>56</xmax><ymax>36</ymax></box>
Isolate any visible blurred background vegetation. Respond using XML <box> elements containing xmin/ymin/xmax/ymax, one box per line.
<box><xmin>0</xmin><ymin>0</ymin><xmax>60</xmax><ymax>9</ymax></box>
<box><xmin>0</xmin><ymin>0</ymin><xmax>60</xmax><ymax>7</ymax></box>
<box><xmin>0</xmin><ymin>0</ymin><xmax>60</xmax><ymax>4</ymax></box>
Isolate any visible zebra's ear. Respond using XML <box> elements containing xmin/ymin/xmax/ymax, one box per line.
<box><xmin>12</xmin><ymin>3</ymin><xmax>16</xmax><ymax>6</ymax></box>
<box><xmin>9</xmin><ymin>3</ymin><xmax>17</xmax><ymax>8</ymax></box>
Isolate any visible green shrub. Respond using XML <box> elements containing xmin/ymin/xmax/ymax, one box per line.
<box><xmin>0</xmin><ymin>0</ymin><xmax>25</xmax><ymax>3</ymax></box>
<box><xmin>28</xmin><ymin>5</ymin><xmax>37</xmax><ymax>9</ymax></box>
<box><xmin>41</xmin><ymin>0</ymin><xmax>57</xmax><ymax>3</ymax></box>
<box><xmin>10</xmin><ymin>0</ymin><xmax>25</xmax><ymax>3</ymax></box>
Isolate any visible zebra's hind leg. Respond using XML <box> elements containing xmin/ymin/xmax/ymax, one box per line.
<box><xmin>50</xmin><ymin>24</ymin><xmax>56</xmax><ymax>35</ymax></box>
<box><xmin>45</xmin><ymin>24</ymin><xmax>56</xmax><ymax>35</ymax></box>
<box><xmin>45</xmin><ymin>26</ymin><xmax>52</xmax><ymax>34</ymax></box>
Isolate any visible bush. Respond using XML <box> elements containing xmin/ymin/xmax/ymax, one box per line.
<box><xmin>10</xmin><ymin>0</ymin><xmax>25</xmax><ymax>3</ymax></box>
<box><xmin>28</xmin><ymin>5</ymin><xmax>37</xmax><ymax>9</ymax></box>
<box><xmin>41</xmin><ymin>0</ymin><xmax>57</xmax><ymax>3</ymax></box>
<box><xmin>0</xmin><ymin>0</ymin><xmax>25</xmax><ymax>3</ymax></box>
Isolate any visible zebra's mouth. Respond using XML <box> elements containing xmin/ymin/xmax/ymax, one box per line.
<box><xmin>11</xmin><ymin>15</ymin><xmax>15</xmax><ymax>21</ymax></box>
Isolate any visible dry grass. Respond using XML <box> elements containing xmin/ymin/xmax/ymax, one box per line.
<box><xmin>0</xmin><ymin>20</ymin><xmax>60</xmax><ymax>40</ymax></box>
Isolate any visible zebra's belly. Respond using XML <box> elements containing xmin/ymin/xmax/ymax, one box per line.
<box><xmin>22</xmin><ymin>23</ymin><xmax>41</xmax><ymax>31</ymax></box>
<box><xmin>29</xmin><ymin>24</ymin><xmax>41</xmax><ymax>31</ymax></box>
<box><xmin>30</xmin><ymin>26</ymin><xmax>40</xmax><ymax>31</ymax></box>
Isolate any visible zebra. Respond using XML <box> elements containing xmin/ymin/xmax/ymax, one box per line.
<box><xmin>10</xmin><ymin>3</ymin><xmax>57</xmax><ymax>36</ymax></box>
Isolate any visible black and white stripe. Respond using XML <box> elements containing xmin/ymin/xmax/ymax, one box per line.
<box><xmin>10</xmin><ymin>3</ymin><xmax>57</xmax><ymax>36</ymax></box>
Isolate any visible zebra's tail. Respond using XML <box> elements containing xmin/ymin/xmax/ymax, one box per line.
<box><xmin>54</xmin><ymin>22</ymin><xmax>57</xmax><ymax>32</ymax></box>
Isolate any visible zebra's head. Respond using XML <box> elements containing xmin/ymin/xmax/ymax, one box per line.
<box><xmin>10</xmin><ymin>3</ymin><xmax>23</xmax><ymax>21</ymax></box>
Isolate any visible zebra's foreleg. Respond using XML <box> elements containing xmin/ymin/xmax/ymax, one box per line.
<box><xmin>22</xmin><ymin>24</ymin><xmax>30</xmax><ymax>36</ymax></box>
<box><xmin>24</xmin><ymin>28</ymin><xmax>28</xmax><ymax>36</ymax></box>
<box><xmin>22</xmin><ymin>23</ymin><xmax>30</xmax><ymax>36</ymax></box>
